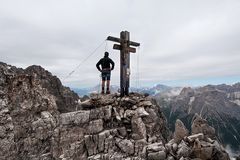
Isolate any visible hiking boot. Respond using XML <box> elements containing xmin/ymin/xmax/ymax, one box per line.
<box><xmin>101</xmin><ymin>87</ymin><xmax>105</xmax><ymax>94</ymax></box>
<box><xmin>106</xmin><ymin>90</ymin><xmax>110</xmax><ymax>94</ymax></box>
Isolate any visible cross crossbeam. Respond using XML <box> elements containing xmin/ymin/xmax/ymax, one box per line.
<box><xmin>107</xmin><ymin>31</ymin><xmax>140</xmax><ymax>96</ymax></box>
<box><xmin>113</xmin><ymin>44</ymin><xmax>136</xmax><ymax>53</ymax></box>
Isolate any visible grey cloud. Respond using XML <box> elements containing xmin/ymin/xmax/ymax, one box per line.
<box><xmin>0</xmin><ymin>0</ymin><xmax>240</xmax><ymax>88</ymax></box>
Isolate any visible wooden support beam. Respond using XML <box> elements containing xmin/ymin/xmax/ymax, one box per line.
<box><xmin>129</xmin><ymin>41</ymin><xmax>140</xmax><ymax>47</ymax></box>
<box><xmin>107</xmin><ymin>36</ymin><xmax>121</xmax><ymax>43</ymax></box>
<box><xmin>108</xmin><ymin>36</ymin><xmax>140</xmax><ymax>47</ymax></box>
<box><xmin>113</xmin><ymin>44</ymin><xmax>136</xmax><ymax>53</ymax></box>
<box><xmin>113</xmin><ymin>44</ymin><xmax>122</xmax><ymax>50</ymax></box>
<box><xmin>127</xmin><ymin>47</ymin><xmax>136</xmax><ymax>53</ymax></box>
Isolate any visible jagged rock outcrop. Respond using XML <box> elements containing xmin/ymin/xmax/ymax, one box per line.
<box><xmin>25</xmin><ymin>65</ymin><xmax>79</xmax><ymax>113</ymax></box>
<box><xmin>166</xmin><ymin>117</ymin><xmax>230</xmax><ymax>160</ymax></box>
<box><xmin>191</xmin><ymin>114</ymin><xmax>216</xmax><ymax>139</ymax></box>
<box><xmin>1</xmin><ymin>62</ymin><xmax>79</xmax><ymax>113</ymax></box>
<box><xmin>0</xmin><ymin>62</ymin><xmax>59</xmax><ymax>159</ymax></box>
<box><xmin>173</xmin><ymin>119</ymin><xmax>189</xmax><ymax>143</ymax></box>
<box><xmin>0</xmin><ymin>62</ymin><xmax>231</xmax><ymax>159</ymax></box>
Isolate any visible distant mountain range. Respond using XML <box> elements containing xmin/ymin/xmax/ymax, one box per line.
<box><xmin>154</xmin><ymin>83</ymin><xmax>240</xmax><ymax>153</ymax></box>
<box><xmin>72</xmin><ymin>84</ymin><xmax>182</xmax><ymax>96</ymax></box>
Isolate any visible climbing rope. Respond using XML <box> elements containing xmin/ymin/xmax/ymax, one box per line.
<box><xmin>63</xmin><ymin>39</ymin><xmax>107</xmax><ymax>81</ymax></box>
<box><xmin>105</xmin><ymin>40</ymin><xmax>108</xmax><ymax>52</ymax></box>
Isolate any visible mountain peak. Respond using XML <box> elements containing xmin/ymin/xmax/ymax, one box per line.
<box><xmin>0</xmin><ymin>62</ymin><xmax>232</xmax><ymax>159</ymax></box>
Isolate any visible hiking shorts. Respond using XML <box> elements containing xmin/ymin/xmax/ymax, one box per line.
<box><xmin>101</xmin><ymin>70</ymin><xmax>111</xmax><ymax>81</ymax></box>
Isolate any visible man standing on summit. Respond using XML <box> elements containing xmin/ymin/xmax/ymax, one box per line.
<box><xmin>96</xmin><ymin>52</ymin><xmax>115</xmax><ymax>94</ymax></box>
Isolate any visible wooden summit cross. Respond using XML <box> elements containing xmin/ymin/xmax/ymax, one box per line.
<box><xmin>107</xmin><ymin>31</ymin><xmax>140</xmax><ymax>96</ymax></box>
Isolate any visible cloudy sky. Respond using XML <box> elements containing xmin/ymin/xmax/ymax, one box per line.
<box><xmin>1</xmin><ymin>0</ymin><xmax>240</xmax><ymax>88</ymax></box>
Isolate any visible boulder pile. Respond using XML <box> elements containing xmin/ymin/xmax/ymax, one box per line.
<box><xmin>165</xmin><ymin>114</ymin><xmax>230</xmax><ymax>160</ymax></box>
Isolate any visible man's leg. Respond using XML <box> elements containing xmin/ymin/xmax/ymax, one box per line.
<box><xmin>106</xmin><ymin>80</ymin><xmax>110</xmax><ymax>94</ymax></box>
<box><xmin>106</xmin><ymin>72</ymin><xmax>111</xmax><ymax>94</ymax></box>
<box><xmin>101</xmin><ymin>80</ymin><xmax>105</xmax><ymax>94</ymax></box>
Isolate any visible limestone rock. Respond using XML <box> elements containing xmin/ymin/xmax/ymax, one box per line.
<box><xmin>116</xmin><ymin>138</ymin><xmax>134</xmax><ymax>155</ymax></box>
<box><xmin>131</xmin><ymin>115</ymin><xmax>146</xmax><ymax>140</ymax></box>
<box><xmin>136</xmin><ymin>107</ymin><xmax>149</xmax><ymax>117</ymax></box>
<box><xmin>60</xmin><ymin>110</ymin><xmax>90</xmax><ymax>125</ymax></box>
<box><xmin>166</xmin><ymin>156</ymin><xmax>175</xmax><ymax>160</ymax></box>
<box><xmin>193</xmin><ymin>145</ymin><xmax>213</xmax><ymax>160</ymax></box>
<box><xmin>85</xmin><ymin>135</ymin><xmax>98</xmax><ymax>156</ymax></box>
<box><xmin>80</xmin><ymin>99</ymin><xmax>92</xmax><ymax>109</ymax></box>
<box><xmin>187</xmin><ymin>133</ymin><xmax>204</xmax><ymax>142</ymax></box>
<box><xmin>87</xmin><ymin>119</ymin><xmax>103</xmax><ymax>134</ymax></box>
<box><xmin>172</xmin><ymin>143</ymin><xmax>178</xmax><ymax>153</ymax></box>
<box><xmin>0</xmin><ymin>126</ymin><xmax>6</xmax><ymax>138</ymax></box>
<box><xmin>148</xmin><ymin>151</ymin><xmax>166</xmax><ymax>160</ymax></box>
<box><xmin>124</xmin><ymin>109</ymin><xmax>135</xmax><ymax>118</ymax></box>
<box><xmin>134</xmin><ymin>139</ymin><xmax>147</xmax><ymax>158</ymax></box>
<box><xmin>173</xmin><ymin>119</ymin><xmax>189</xmax><ymax>143</ymax></box>
<box><xmin>191</xmin><ymin>114</ymin><xmax>216</xmax><ymax>139</ymax></box>
<box><xmin>139</xmin><ymin>100</ymin><xmax>152</xmax><ymax>107</ymax></box>
<box><xmin>177</xmin><ymin>140</ymin><xmax>191</xmax><ymax>158</ymax></box>
<box><xmin>147</xmin><ymin>142</ymin><xmax>165</xmax><ymax>152</ymax></box>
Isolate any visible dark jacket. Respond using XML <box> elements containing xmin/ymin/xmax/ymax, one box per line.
<box><xmin>96</xmin><ymin>57</ymin><xmax>115</xmax><ymax>71</ymax></box>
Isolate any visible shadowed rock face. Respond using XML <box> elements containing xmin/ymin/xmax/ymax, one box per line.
<box><xmin>25</xmin><ymin>65</ymin><xmax>80</xmax><ymax>113</ymax></box>
<box><xmin>0</xmin><ymin>62</ymin><xmax>79</xmax><ymax>113</ymax></box>
<box><xmin>0</xmin><ymin>62</ymin><xmax>59</xmax><ymax>159</ymax></box>
<box><xmin>0</xmin><ymin>62</ymin><xmax>231</xmax><ymax>160</ymax></box>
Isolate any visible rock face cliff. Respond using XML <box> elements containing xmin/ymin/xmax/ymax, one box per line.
<box><xmin>0</xmin><ymin>62</ymin><xmax>230</xmax><ymax>159</ymax></box>
<box><xmin>24</xmin><ymin>65</ymin><xmax>80</xmax><ymax>113</ymax></box>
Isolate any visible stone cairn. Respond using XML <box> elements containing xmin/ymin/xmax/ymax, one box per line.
<box><xmin>58</xmin><ymin>93</ymin><xmax>169</xmax><ymax>160</ymax></box>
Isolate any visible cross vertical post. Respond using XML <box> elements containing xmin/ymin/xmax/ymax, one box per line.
<box><xmin>120</xmin><ymin>31</ymin><xmax>130</xmax><ymax>96</ymax></box>
<box><xmin>107</xmin><ymin>31</ymin><xmax>140</xmax><ymax>96</ymax></box>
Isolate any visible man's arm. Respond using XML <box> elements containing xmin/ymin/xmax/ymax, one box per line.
<box><xmin>110</xmin><ymin>59</ymin><xmax>115</xmax><ymax>70</ymax></box>
<box><xmin>96</xmin><ymin>59</ymin><xmax>102</xmax><ymax>71</ymax></box>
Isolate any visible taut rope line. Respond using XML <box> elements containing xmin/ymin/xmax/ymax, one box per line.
<box><xmin>63</xmin><ymin>39</ymin><xmax>106</xmax><ymax>81</ymax></box>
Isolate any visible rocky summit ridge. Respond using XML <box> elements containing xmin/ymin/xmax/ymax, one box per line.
<box><xmin>0</xmin><ymin>62</ymin><xmax>231</xmax><ymax>160</ymax></box>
